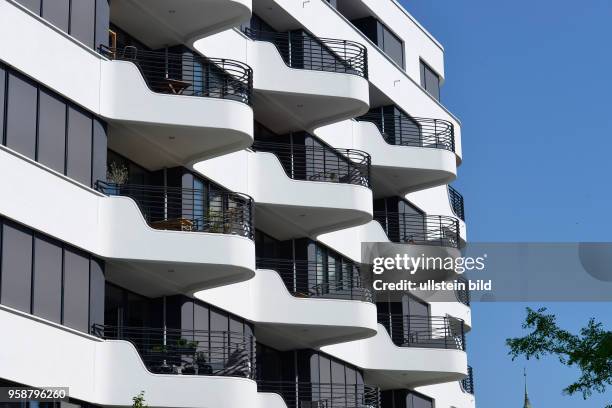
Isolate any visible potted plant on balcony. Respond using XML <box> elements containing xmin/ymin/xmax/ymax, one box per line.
<box><xmin>106</xmin><ymin>162</ymin><xmax>129</xmax><ymax>195</ymax></box>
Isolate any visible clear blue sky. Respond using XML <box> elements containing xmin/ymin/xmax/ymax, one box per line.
<box><xmin>399</xmin><ymin>0</ymin><xmax>612</xmax><ymax>406</ymax></box>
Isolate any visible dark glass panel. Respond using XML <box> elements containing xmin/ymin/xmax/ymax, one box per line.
<box><xmin>89</xmin><ymin>258</ymin><xmax>105</xmax><ymax>329</ymax></box>
<box><xmin>62</xmin><ymin>249</ymin><xmax>90</xmax><ymax>332</ymax></box>
<box><xmin>69</xmin><ymin>0</ymin><xmax>96</xmax><ymax>48</ymax></box>
<box><xmin>66</xmin><ymin>107</ymin><xmax>92</xmax><ymax>186</ymax></box>
<box><xmin>41</xmin><ymin>0</ymin><xmax>70</xmax><ymax>31</ymax></box>
<box><xmin>5</xmin><ymin>73</ymin><xmax>37</xmax><ymax>159</ymax></box>
<box><xmin>32</xmin><ymin>236</ymin><xmax>62</xmax><ymax>322</ymax></box>
<box><xmin>37</xmin><ymin>89</ymin><xmax>66</xmax><ymax>173</ymax></box>
<box><xmin>0</xmin><ymin>222</ymin><xmax>33</xmax><ymax>313</ymax></box>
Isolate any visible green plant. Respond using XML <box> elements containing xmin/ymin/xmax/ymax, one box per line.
<box><xmin>107</xmin><ymin>161</ymin><xmax>129</xmax><ymax>185</ymax></box>
<box><xmin>507</xmin><ymin>307</ymin><xmax>612</xmax><ymax>407</ymax></box>
<box><xmin>132</xmin><ymin>391</ymin><xmax>148</xmax><ymax>408</ymax></box>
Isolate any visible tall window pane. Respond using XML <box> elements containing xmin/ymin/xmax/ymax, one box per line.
<box><xmin>37</xmin><ymin>89</ymin><xmax>66</xmax><ymax>173</ymax></box>
<box><xmin>69</xmin><ymin>0</ymin><xmax>96</xmax><ymax>48</ymax></box>
<box><xmin>63</xmin><ymin>249</ymin><xmax>90</xmax><ymax>332</ymax></box>
<box><xmin>1</xmin><ymin>223</ymin><xmax>33</xmax><ymax>313</ymax></box>
<box><xmin>32</xmin><ymin>236</ymin><xmax>62</xmax><ymax>323</ymax></box>
<box><xmin>5</xmin><ymin>73</ymin><xmax>37</xmax><ymax>159</ymax></box>
<box><xmin>66</xmin><ymin>107</ymin><xmax>93</xmax><ymax>186</ymax></box>
<box><xmin>41</xmin><ymin>0</ymin><xmax>70</xmax><ymax>31</ymax></box>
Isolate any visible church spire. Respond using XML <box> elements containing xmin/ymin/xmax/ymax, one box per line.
<box><xmin>524</xmin><ymin>368</ymin><xmax>533</xmax><ymax>408</ymax></box>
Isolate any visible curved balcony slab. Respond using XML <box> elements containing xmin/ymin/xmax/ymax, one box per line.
<box><xmin>0</xmin><ymin>305</ymin><xmax>257</xmax><ymax>408</ymax></box>
<box><xmin>318</xmin><ymin>221</ymin><xmax>460</xmax><ymax>282</ymax></box>
<box><xmin>194</xmin><ymin>29</ymin><xmax>370</xmax><ymax>133</ymax></box>
<box><xmin>315</xmin><ymin>120</ymin><xmax>457</xmax><ymax>196</ymax></box>
<box><xmin>196</xmin><ymin>268</ymin><xmax>378</xmax><ymax>349</ymax></box>
<box><xmin>321</xmin><ymin>323</ymin><xmax>467</xmax><ymax>389</ymax></box>
<box><xmin>0</xmin><ymin>1</ymin><xmax>253</xmax><ymax>167</ymax></box>
<box><xmin>110</xmin><ymin>0</ymin><xmax>252</xmax><ymax>48</ymax></box>
<box><xmin>407</xmin><ymin>185</ymin><xmax>467</xmax><ymax>243</ymax></box>
<box><xmin>194</xmin><ymin>150</ymin><xmax>373</xmax><ymax>238</ymax></box>
<box><xmin>253</xmin><ymin>0</ymin><xmax>462</xmax><ymax>160</ymax></box>
<box><xmin>0</xmin><ymin>146</ymin><xmax>255</xmax><ymax>296</ymax></box>
<box><xmin>101</xmin><ymin>60</ymin><xmax>254</xmax><ymax>168</ymax></box>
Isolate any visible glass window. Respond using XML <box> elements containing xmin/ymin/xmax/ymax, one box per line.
<box><xmin>91</xmin><ymin>119</ymin><xmax>107</xmax><ymax>187</ymax></box>
<box><xmin>420</xmin><ymin>61</ymin><xmax>441</xmax><ymax>101</ymax></box>
<box><xmin>407</xmin><ymin>391</ymin><xmax>433</xmax><ymax>408</ymax></box>
<box><xmin>33</xmin><ymin>236</ymin><xmax>63</xmax><ymax>323</ymax></box>
<box><xmin>1</xmin><ymin>222</ymin><xmax>33</xmax><ymax>313</ymax></box>
<box><xmin>5</xmin><ymin>73</ymin><xmax>37</xmax><ymax>159</ymax></box>
<box><xmin>63</xmin><ymin>249</ymin><xmax>91</xmax><ymax>332</ymax></box>
<box><xmin>89</xmin><ymin>258</ymin><xmax>105</xmax><ymax>329</ymax></box>
<box><xmin>382</xmin><ymin>26</ymin><xmax>404</xmax><ymax>68</ymax></box>
<box><xmin>42</xmin><ymin>0</ymin><xmax>70</xmax><ymax>31</ymax></box>
<box><xmin>0</xmin><ymin>66</ymin><xmax>5</xmax><ymax>138</ymax></box>
<box><xmin>16</xmin><ymin>0</ymin><xmax>40</xmax><ymax>14</ymax></box>
<box><xmin>66</xmin><ymin>107</ymin><xmax>93</xmax><ymax>186</ymax></box>
<box><xmin>37</xmin><ymin>89</ymin><xmax>67</xmax><ymax>173</ymax></box>
<box><xmin>69</xmin><ymin>0</ymin><xmax>96</xmax><ymax>48</ymax></box>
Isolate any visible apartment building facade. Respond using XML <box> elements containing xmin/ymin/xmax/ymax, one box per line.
<box><xmin>0</xmin><ymin>1</ymin><xmax>474</xmax><ymax>408</ymax></box>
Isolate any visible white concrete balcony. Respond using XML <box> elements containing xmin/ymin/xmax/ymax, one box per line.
<box><xmin>0</xmin><ymin>0</ymin><xmax>254</xmax><ymax>167</ymax></box>
<box><xmin>315</xmin><ymin>119</ymin><xmax>457</xmax><ymax>196</ymax></box>
<box><xmin>252</xmin><ymin>0</ymin><xmax>462</xmax><ymax>159</ymax></box>
<box><xmin>194</xmin><ymin>29</ymin><xmax>370</xmax><ymax>134</ymax></box>
<box><xmin>110</xmin><ymin>0</ymin><xmax>252</xmax><ymax>48</ymax></box>
<box><xmin>0</xmin><ymin>146</ymin><xmax>255</xmax><ymax>296</ymax></box>
<box><xmin>0</xmin><ymin>305</ymin><xmax>258</xmax><ymax>408</ymax></box>
<box><xmin>196</xmin><ymin>267</ymin><xmax>378</xmax><ymax>349</ymax></box>
<box><xmin>331</xmin><ymin>0</ymin><xmax>445</xmax><ymax>85</ymax></box>
<box><xmin>321</xmin><ymin>321</ymin><xmax>468</xmax><ymax>389</ymax></box>
<box><xmin>194</xmin><ymin>149</ymin><xmax>373</xmax><ymax>239</ymax></box>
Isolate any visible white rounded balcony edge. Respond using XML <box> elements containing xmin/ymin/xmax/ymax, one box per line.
<box><xmin>196</xmin><ymin>269</ymin><xmax>378</xmax><ymax>348</ymax></box>
<box><xmin>112</xmin><ymin>0</ymin><xmax>253</xmax><ymax>49</ymax></box>
<box><xmin>194</xmin><ymin>150</ymin><xmax>373</xmax><ymax>237</ymax></box>
<box><xmin>321</xmin><ymin>323</ymin><xmax>467</xmax><ymax>389</ymax></box>
<box><xmin>0</xmin><ymin>146</ymin><xmax>255</xmax><ymax>292</ymax></box>
<box><xmin>0</xmin><ymin>1</ymin><xmax>254</xmax><ymax>163</ymax></box>
<box><xmin>0</xmin><ymin>306</ymin><xmax>257</xmax><ymax>408</ymax></box>
<box><xmin>194</xmin><ymin>29</ymin><xmax>370</xmax><ymax>131</ymax></box>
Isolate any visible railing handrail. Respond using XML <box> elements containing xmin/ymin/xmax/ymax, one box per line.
<box><xmin>461</xmin><ymin>366</ymin><xmax>475</xmax><ymax>394</ymax></box>
<box><xmin>243</xmin><ymin>27</ymin><xmax>368</xmax><ymax>78</ymax></box>
<box><xmin>252</xmin><ymin>141</ymin><xmax>371</xmax><ymax>188</ymax></box>
<box><xmin>377</xmin><ymin>314</ymin><xmax>466</xmax><ymax>351</ymax></box>
<box><xmin>95</xmin><ymin>180</ymin><xmax>255</xmax><ymax>240</ymax></box>
<box><xmin>257</xmin><ymin>380</ymin><xmax>380</xmax><ymax>408</ymax></box>
<box><xmin>99</xmin><ymin>44</ymin><xmax>254</xmax><ymax>105</ymax></box>
<box><xmin>448</xmin><ymin>185</ymin><xmax>465</xmax><ymax>221</ymax></box>
<box><xmin>373</xmin><ymin>211</ymin><xmax>460</xmax><ymax>248</ymax></box>
<box><xmin>455</xmin><ymin>276</ymin><xmax>471</xmax><ymax>306</ymax></box>
<box><xmin>91</xmin><ymin>324</ymin><xmax>256</xmax><ymax>378</ymax></box>
<box><xmin>357</xmin><ymin>111</ymin><xmax>454</xmax><ymax>152</ymax></box>
<box><xmin>256</xmin><ymin>257</ymin><xmax>372</xmax><ymax>302</ymax></box>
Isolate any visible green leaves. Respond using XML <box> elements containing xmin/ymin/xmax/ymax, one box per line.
<box><xmin>506</xmin><ymin>307</ymin><xmax>612</xmax><ymax>406</ymax></box>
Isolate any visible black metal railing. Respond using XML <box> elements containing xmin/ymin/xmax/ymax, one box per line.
<box><xmin>252</xmin><ymin>141</ymin><xmax>371</xmax><ymax>188</ymax></box>
<box><xmin>256</xmin><ymin>258</ymin><xmax>372</xmax><ymax>302</ymax></box>
<box><xmin>373</xmin><ymin>212</ymin><xmax>460</xmax><ymax>248</ymax></box>
<box><xmin>91</xmin><ymin>325</ymin><xmax>255</xmax><ymax>378</ymax></box>
<box><xmin>357</xmin><ymin>111</ymin><xmax>454</xmax><ymax>152</ymax></box>
<box><xmin>99</xmin><ymin>45</ymin><xmax>253</xmax><ymax>105</ymax></box>
<box><xmin>461</xmin><ymin>366</ymin><xmax>475</xmax><ymax>394</ymax></box>
<box><xmin>378</xmin><ymin>314</ymin><xmax>466</xmax><ymax>350</ymax></box>
<box><xmin>455</xmin><ymin>276</ymin><xmax>471</xmax><ymax>306</ymax></box>
<box><xmin>448</xmin><ymin>185</ymin><xmax>465</xmax><ymax>221</ymax></box>
<box><xmin>95</xmin><ymin>181</ymin><xmax>254</xmax><ymax>239</ymax></box>
<box><xmin>243</xmin><ymin>28</ymin><xmax>368</xmax><ymax>78</ymax></box>
<box><xmin>257</xmin><ymin>381</ymin><xmax>380</xmax><ymax>408</ymax></box>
